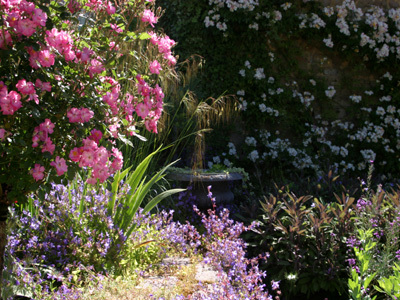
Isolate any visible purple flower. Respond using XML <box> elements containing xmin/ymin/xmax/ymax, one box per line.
<box><xmin>271</xmin><ymin>280</ymin><xmax>280</xmax><ymax>290</ymax></box>
<box><xmin>347</xmin><ymin>258</ymin><xmax>356</xmax><ymax>266</ymax></box>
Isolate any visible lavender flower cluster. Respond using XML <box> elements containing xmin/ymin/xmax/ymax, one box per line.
<box><xmin>4</xmin><ymin>181</ymin><xmax>276</xmax><ymax>299</ymax></box>
<box><xmin>3</xmin><ymin>181</ymin><xmax>123</xmax><ymax>298</ymax></box>
<box><xmin>188</xmin><ymin>186</ymin><xmax>279</xmax><ymax>300</ymax></box>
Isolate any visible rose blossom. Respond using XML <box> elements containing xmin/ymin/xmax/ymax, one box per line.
<box><xmin>30</xmin><ymin>164</ymin><xmax>45</xmax><ymax>181</ymax></box>
<box><xmin>149</xmin><ymin>60</ymin><xmax>162</xmax><ymax>74</ymax></box>
<box><xmin>50</xmin><ymin>156</ymin><xmax>68</xmax><ymax>176</ymax></box>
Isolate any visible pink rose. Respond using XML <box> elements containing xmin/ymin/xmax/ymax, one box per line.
<box><xmin>69</xmin><ymin>147</ymin><xmax>81</xmax><ymax>162</ymax></box>
<box><xmin>35</xmin><ymin>79</ymin><xmax>52</xmax><ymax>92</ymax></box>
<box><xmin>80</xmin><ymin>108</ymin><xmax>94</xmax><ymax>123</ymax></box>
<box><xmin>16</xmin><ymin>79</ymin><xmax>35</xmax><ymax>95</ymax></box>
<box><xmin>38</xmin><ymin>50</ymin><xmax>55</xmax><ymax>67</ymax></box>
<box><xmin>141</xmin><ymin>9</ymin><xmax>158</xmax><ymax>27</ymax></box>
<box><xmin>50</xmin><ymin>156</ymin><xmax>68</xmax><ymax>176</ymax></box>
<box><xmin>30</xmin><ymin>164</ymin><xmax>45</xmax><ymax>181</ymax></box>
<box><xmin>106</xmin><ymin>2</ymin><xmax>116</xmax><ymax>15</ymax></box>
<box><xmin>149</xmin><ymin>60</ymin><xmax>162</xmax><ymax>74</ymax></box>
<box><xmin>39</xmin><ymin>119</ymin><xmax>55</xmax><ymax>134</ymax></box>
<box><xmin>42</xmin><ymin>138</ymin><xmax>55</xmax><ymax>154</ymax></box>
<box><xmin>17</xmin><ymin>19</ymin><xmax>36</xmax><ymax>37</ymax></box>
<box><xmin>136</xmin><ymin>102</ymin><xmax>149</xmax><ymax>119</ymax></box>
<box><xmin>0</xmin><ymin>91</ymin><xmax>22</xmax><ymax>115</ymax></box>
<box><xmin>0</xmin><ymin>128</ymin><xmax>7</xmax><ymax>140</ymax></box>
<box><xmin>32</xmin><ymin>8</ymin><xmax>47</xmax><ymax>27</ymax></box>
<box><xmin>88</xmin><ymin>59</ymin><xmax>105</xmax><ymax>78</ymax></box>
<box><xmin>67</xmin><ymin>108</ymin><xmax>81</xmax><ymax>123</ymax></box>
<box><xmin>89</xmin><ymin>129</ymin><xmax>103</xmax><ymax>144</ymax></box>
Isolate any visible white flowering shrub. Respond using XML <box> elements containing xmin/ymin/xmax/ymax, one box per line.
<box><xmin>158</xmin><ymin>0</ymin><xmax>400</xmax><ymax>187</ymax></box>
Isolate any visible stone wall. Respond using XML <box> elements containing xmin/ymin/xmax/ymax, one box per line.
<box><xmin>294</xmin><ymin>39</ymin><xmax>376</xmax><ymax>120</ymax></box>
<box><xmin>295</xmin><ymin>0</ymin><xmax>398</xmax><ymax>120</ymax></box>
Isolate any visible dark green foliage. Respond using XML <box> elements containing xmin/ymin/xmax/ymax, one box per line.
<box><xmin>241</xmin><ymin>188</ymin><xmax>355</xmax><ymax>299</ymax></box>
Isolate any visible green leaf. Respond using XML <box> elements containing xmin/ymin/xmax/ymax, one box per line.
<box><xmin>112</xmin><ymin>148</ymin><xmax>160</xmax><ymax>234</ymax></box>
<box><xmin>121</xmin><ymin>119</ymin><xmax>129</xmax><ymax>127</ymax></box>
<box><xmin>363</xmin><ymin>272</ymin><xmax>376</xmax><ymax>290</ymax></box>
<box><xmin>127</xmin><ymin>32</ymin><xmax>137</xmax><ymax>38</ymax></box>
<box><xmin>142</xmin><ymin>188</ymin><xmax>186</xmax><ymax>214</ymax></box>
<box><xmin>139</xmin><ymin>32</ymin><xmax>151</xmax><ymax>40</ymax></box>
<box><xmin>107</xmin><ymin>167</ymin><xmax>131</xmax><ymax>216</ymax></box>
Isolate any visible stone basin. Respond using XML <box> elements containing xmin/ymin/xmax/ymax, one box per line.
<box><xmin>166</xmin><ymin>171</ymin><xmax>243</xmax><ymax>208</ymax></box>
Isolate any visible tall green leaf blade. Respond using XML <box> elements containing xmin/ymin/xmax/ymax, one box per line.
<box><xmin>118</xmin><ymin>179</ymin><xmax>146</xmax><ymax>231</ymax></box>
<box><xmin>143</xmin><ymin>188</ymin><xmax>186</xmax><ymax>213</ymax></box>
<box><xmin>125</xmin><ymin>150</ymin><xmax>158</xmax><ymax>190</ymax></box>
<box><xmin>108</xmin><ymin>167</ymin><xmax>131</xmax><ymax>216</ymax></box>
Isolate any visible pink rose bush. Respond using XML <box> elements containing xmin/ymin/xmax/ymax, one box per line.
<box><xmin>0</xmin><ymin>0</ymin><xmax>177</xmax><ymax>202</ymax></box>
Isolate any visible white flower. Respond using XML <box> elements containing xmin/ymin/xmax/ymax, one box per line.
<box><xmin>376</xmin><ymin>106</ymin><xmax>385</xmax><ymax>116</ymax></box>
<box><xmin>274</xmin><ymin>10</ymin><xmax>282</xmax><ymax>21</ymax></box>
<box><xmin>244</xmin><ymin>60</ymin><xmax>251</xmax><ymax>69</ymax></box>
<box><xmin>325</xmin><ymin>86</ymin><xmax>336</xmax><ymax>98</ymax></box>
<box><xmin>259</xmin><ymin>103</ymin><xmax>267</xmax><ymax>112</ymax></box>
<box><xmin>387</xmin><ymin>105</ymin><xmax>396</xmax><ymax>114</ymax></box>
<box><xmin>239</xmin><ymin>69</ymin><xmax>246</xmax><ymax>77</ymax></box>
<box><xmin>336</xmin><ymin>18</ymin><xmax>350</xmax><ymax>35</ymax></box>
<box><xmin>228</xmin><ymin>142</ymin><xmax>237</xmax><ymax>156</ymax></box>
<box><xmin>240</xmin><ymin>99</ymin><xmax>247</xmax><ymax>111</ymax></box>
<box><xmin>376</xmin><ymin>44</ymin><xmax>389</xmax><ymax>59</ymax></box>
<box><xmin>360</xmin><ymin>149</ymin><xmax>376</xmax><ymax>162</ymax></box>
<box><xmin>204</xmin><ymin>16</ymin><xmax>215</xmax><ymax>27</ymax></box>
<box><xmin>379</xmin><ymin>95</ymin><xmax>391</xmax><ymax>102</ymax></box>
<box><xmin>248</xmin><ymin>150</ymin><xmax>259</xmax><ymax>162</ymax></box>
<box><xmin>287</xmin><ymin>274</ymin><xmax>297</xmax><ymax>280</ymax></box>
<box><xmin>281</xmin><ymin>2</ymin><xmax>292</xmax><ymax>10</ymax></box>
<box><xmin>211</xmin><ymin>14</ymin><xmax>220</xmax><ymax>21</ymax></box>
<box><xmin>365</xmin><ymin>90</ymin><xmax>374</xmax><ymax>95</ymax></box>
<box><xmin>389</xmin><ymin>8</ymin><xmax>400</xmax><ymax>22</ymax></box>
<box><xmin>245</xmin><ymin>136</ymin><xmax>257</xmax><ymax>147</ymax></box>
<box><xmin>340</xmin><ymin>147</ymin><xmax>348</xmax><ymax>157</ymax></box>
<box><xmin>223</xmin><ymin>158</ymin><xmax>232</xmax><ymax>167</ymax></box>
<box><xmin>212</xmin><ymin>156</ymin><xmax>221</xmax><ymax>164</ymax></box>
<box><xmin>254</xmin><ymin>68</ymin><xmax>265</xmax><ymax>80</ymax></box>
<box><xmin>360</xmin><ymin>32</ymin><xmax>376</xmax><ymax>48</ymax></box>
<box><xmin>269</xmin><ymin>52</ymin><xmax>275</xmax><ymax>62</ymax></box>
<box><xmin>237</xmin><ymin>90</ymin><xmax>245</xmax><ymax>96</ymax></box>
<box><xmin>383</xmin><ymin>72</ymin><xmax>393</xmax><ymax>80</ymax></box>
<box><xmin>323</xmin><ymin>36</ymin><xmax>334</xmax><ymax>48</ymax></box>
<box><xmin>268</xmin><ymin>77</ymin><xmax>275</xmax><ymax>84</ymax></box>
<box><xmin>216</xmin><ymin>22</ymin><xmax>227</xmax><ymax>31</ymax></box>
<box><xmin>287</xmin><ymin>147</ymin><xmax>298</xmax><ymax>156</ymax></box>
<box><xmin>249</xmin><ymin>22</ymin><xmax>259</xmax><ymax>30</ymax></box>
<box><xmin>349</xmin><ymin>95</ymin><xmax>362</xmax><ymax>103</ymax></box>
<box><xmin>323</xmin><ymin>7</ymin><xmax>334</xmax><ymax>17</ymax></box>
<box><xmin>361</xmin><ymin>107</ymin><xmax>372</xmax><ymax>113</ymax></box>
<box><xmin>311</xmin><ymin>14</ymin><xmax>326</xmax><ymax>29</ymax></box>
<box><xmin>309</xmin><ymin>79</ymin><xmax>316</xmax><ymax>86</ymax></box>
